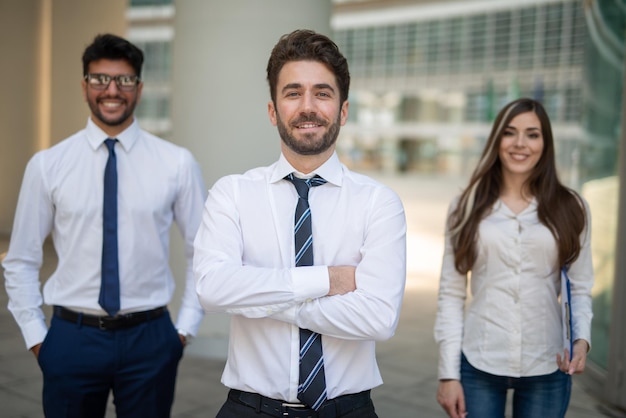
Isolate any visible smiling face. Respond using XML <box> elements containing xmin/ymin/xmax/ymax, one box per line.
<box><xmin>498</xmin><ymin>111</ymin><xmax>545</xmax><ymax>182</ymax></box>
<box><xmin>268</xmin><ymin>60</ymin><xmax>348</xmax><ymax>170</ymax></box>
<box><xmin>82</xmin><ymin>59</ymin><xmax>142</xmax><ymax>137</ymax></box>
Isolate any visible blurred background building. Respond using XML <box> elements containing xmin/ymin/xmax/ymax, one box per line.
<box><xmin>127</xmin><ymin>0</ymin><xmax>175</xmax><ymax>138</ymax></box>
<box><xmin>1</xmin><ymin>0</ymin><xmax>625</xmax><ymax>413</ymax></box>
<box><xmin>329</xmin><ymin>3</ymin><xmax>626</xmax><ymax>412</ymax></box>
<box><xmin>332</xmin><ymin>0</ymin><xmax>586</xmax><ymax>183</ymax></box>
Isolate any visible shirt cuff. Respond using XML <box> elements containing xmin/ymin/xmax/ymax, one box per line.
<box><xmin>438</xmin><ymin>342</ymin><xmax>462</xmax><ymax>381</ymax></box>
<box><xmin>174</xmin><ymin>306</ymin><xmax>205</xmax><ymax>336</ymax></box>
<box><xmin>290</xmin><ymin>265</ymin><xmax>329</xmax><ymax>302</ymax></box>
<box><xmin>22</xmin><ymin>318</ymin><xmax>48</xmax><ymax>351</ymax></box>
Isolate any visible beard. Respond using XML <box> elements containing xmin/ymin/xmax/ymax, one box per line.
<box><xmin>277</xmin><ymin>111</ymin><xmax>341</xmax><ymax>156</ymax></box>
<box><xmin>87</xmin><ymin>95</ymin><xmax>137</xmax><ymax>127</ymax></box>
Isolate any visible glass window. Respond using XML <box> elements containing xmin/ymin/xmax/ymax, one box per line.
<box><xmin>543</xmin><ymin>3</ymin><xmax>564</xmax><ymax>67</ymax></box>
<box><xmin>351</xmin><ymin>28</ymin><xmax>367</xmax><ymax>78</ymax></box>
<box><xmin>413</xmin><ymin>22</ymin><xmax>428</xmax><ymax>76</ymax></box>
<box><xmin>364</xmin><ymin>27</ymin><xmax>376</xmax><ymax>77</ymax></box>
<box><xmin>518</xmin><ymin>7</ymin><xmax>536</xmax><ymax>69</ymax></box>
<box><xmin>405</xmin><ymin>23</ymin><xmax>418</xmax><ymax>76</ymax></box>
<box><xmin>448</xmin><ymin>18</ymin><xmax>463</xmax><ymax>74</ymax></box>
<box><xmin>569</xmin><ymin>3</ymin><xmax>586</xmax><ymax>65</ymax></box>
<box><xmin>494</xmin><ymin>11</ymin><xmax>511</xmax><ymax>70</ymax></box>
<box><xmin>426</xmin><ymin>20</ymin><xmax>441</xmax><ymax>74</ymax></box>
<box><xmin>133</xmin><ymin>41</ymin><xmax>171</xmax><ymax>82</ymax></box>
<box><xmin>392</xmin><ymin>24</ymin><xmax>409</xmax><ymax>77</ymax></box>
<box><xmin>129</xmin><ymin>0</ymin><xmax>172</xmax><ymax>5</ymax></box>
<box><xmin>468</xmin><ymin>15</ymin><xmax>487</xmax><ymax>72</ymax></box>
<box><xmin>135</xmin><ymin>93</ymin><xmax>170</xmax><ymax>119</ymax></box>
<box><xmin>370</xmin><ymin>26</ymin><xmax>386</xmax><ymax>77</ymax></box>
<box><xmin>464</xmin><ymin>91</ymin><xmax>483</xmax><ymax>122</ymax></box>
<box><xmin>563</xmin><ymin>85</ymin><xmax>582</xmax><ymax>122</ymax></box>
<box><xmin>400</xmin><ymin>96</ymin><xmax>420</xmax><ymax>122</ymax></box>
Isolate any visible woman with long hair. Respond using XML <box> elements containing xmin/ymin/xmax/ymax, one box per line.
<box><xmin>434</xmin><ymin>98</ymin><xmax>594</xmax><ymax>418</ymax></box>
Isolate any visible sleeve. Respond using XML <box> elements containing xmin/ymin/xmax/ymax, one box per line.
<box><xmin>2</xmin><ymin>153</ymin><xmax>53</xmax><ymax>349</ymax></box>
<box><xmin>286</xmin><ymin>185</ymin><xmax>407</xmax><ymax>342</ymax></box>
<box><xmin>171</xmin><ymin>149</ymin><xmax>207</xmax><ymax>336</ymax></box>
<box><xmin>567</xmin><ymin>197</ymin><xmax>594</xmax><ymax>348</ymax></box>
<box><xmin>193</xmin><ymin>176</ymin><xmax>329</xmax><ymax>319</ymax></box>
<box><xmin>433</xmin><ymin>198</ymin><xmax>468</xmax><ymax>380</ymax></box>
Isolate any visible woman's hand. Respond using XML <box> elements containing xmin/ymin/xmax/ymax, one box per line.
<box><xmin>437</xmin><ymin>379</ymin><xmax>467</xmax><ymax>418</ymax></box>
<box><xmin>557</xmin><ymin>339</ymin><xmax>589</xmax><ymax>375</ymax></box>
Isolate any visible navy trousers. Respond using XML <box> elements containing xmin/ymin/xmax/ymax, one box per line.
<box><xmin>37</xmin><ymin>311</ymin><xmax>183</xmax><ymax>418</ymax></box>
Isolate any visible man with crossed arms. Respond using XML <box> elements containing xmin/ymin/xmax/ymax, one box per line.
<box><xmin>193</xmin><ymin>29</ymin><xmax>407</xmax><ymax>418</ymax></box>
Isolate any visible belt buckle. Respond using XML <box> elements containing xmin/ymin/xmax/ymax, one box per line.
<box><xmin>281</xmin><ymin>402</ymin><xmax>307</xmax><ymax>417</ymax></box>
<box><xmin>98</xmin><ymin>316</ymin><xmax>118</xmax><ymax>330</ymax></box>
<box><xmin>98</xmin><ymin>316</ymin><xmax>108</xmax><ymax>330</ymax></box>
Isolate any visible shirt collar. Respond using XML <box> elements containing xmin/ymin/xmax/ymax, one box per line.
<box><xmin>270</xmin><ymin>152</ymin><xmax>343</xmax><ymax>186</ymax></box>
<box><xmin>85</xmin><ymin>117</ymin><xmax>140</xmax><ymax>152</ymax></box>
<box><xmin>493</xmin><ymin>197</ymin><xmax>538</xmax><ymax>216</ymax></box>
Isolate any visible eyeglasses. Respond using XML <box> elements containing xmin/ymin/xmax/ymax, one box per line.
<box><xmin>84</xmin><ymin>73</ymin><xmax>140</xmax><ymax>92</ymax></box>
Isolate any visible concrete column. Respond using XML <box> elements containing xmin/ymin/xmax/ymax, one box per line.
<box><xmin>171</xmin><ymin>0</ymin><xmax>331</xmax><ymax>358</ymax></box>
<box><xmin>0</xmin><ymin>0</ymin><xmax>41</xmax><ymax>234</ymax></box>
<box><xmin>0</xmin><ymin>0</ymin><xmax>127</xmax><ymax>235</ymax></box>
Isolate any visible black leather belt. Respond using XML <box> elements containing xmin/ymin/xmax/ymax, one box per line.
<box><xmin>53</xmin><ymin>305</ymin><xmax>166</xmax><ymax>330</ymax></box>
<box><xmin>229</xmin><ymin>389</ymin><xmax>372</xmax><ymax>418</ymax></box>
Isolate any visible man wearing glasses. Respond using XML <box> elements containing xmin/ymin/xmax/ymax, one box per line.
<box><xmin>2</xmin><ymin>33</ymin><xmax>206</xmax><ymax>417</ymax></box>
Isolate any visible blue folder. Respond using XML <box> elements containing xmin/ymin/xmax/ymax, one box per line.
<box><xmin>561</xmin><ymin>267</ymin><xmax>573</xmax><ymax>361</ymax></box>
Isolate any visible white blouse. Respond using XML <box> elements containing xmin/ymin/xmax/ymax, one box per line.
<box><xmin>434</xmin><ymin>197</ymin><xmax>594</xmax><ymax>380</ymax></box>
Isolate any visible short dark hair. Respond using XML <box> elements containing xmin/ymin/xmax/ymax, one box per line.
<box><xmin>266</xmin><ymin>29</ymin><xmax>350</xmax><ymax>105</ymax></box>
<box><xmin>82</xmin><ymin>34</ymin><xmax>144</xmax><ymax>78</ymax></box>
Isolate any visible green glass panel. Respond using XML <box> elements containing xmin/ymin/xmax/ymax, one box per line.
<box><xmin>582</xmin><ymin>0</ymin><xmax>626</xmax><ymax>371</ymax></box>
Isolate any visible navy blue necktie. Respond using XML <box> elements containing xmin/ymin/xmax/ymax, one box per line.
<box><xmin>286</xmin><ymin>174</ymin><xmax>327</xmax><ymax>410</ymax></box>
<box><xmin>99</xmin><ymin>139</ymin><xmax>120</xmax><ymax>317</ymax></box>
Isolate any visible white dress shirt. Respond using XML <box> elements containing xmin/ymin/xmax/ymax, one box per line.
<box><xmin>434</xmin><ymin>197</ymin><xmax>594</xmax><ymax>380</ymax></box>
<box><xmin>3</xmin><ymin>118</ymin><xmax>206</xmax><ymax>350</ymax></box>
<box><xmin>193</xmin><ymin>152</ymin><xmax>406</xmax><ymax>402</ymax></box>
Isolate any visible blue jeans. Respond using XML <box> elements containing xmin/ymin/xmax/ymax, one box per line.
<box><xmin>461</xmin><ymin>353</ymin><xmax>571</xmax><ymax>418</ymax></box>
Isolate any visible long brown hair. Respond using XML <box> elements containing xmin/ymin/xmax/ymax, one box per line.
<box><xmin>449</xmin><ymin>98</ymin><xmax>586</xmax><ymax>274</ymax></box>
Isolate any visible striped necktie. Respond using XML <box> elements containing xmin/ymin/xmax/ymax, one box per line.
<box><xmin>286</xmin><ymin>173</ymin><xmax>327</xmax><ymax>410</ymax></box>
<box><xmin>99</xmin><ymin>138</ymin><xmax>120</xmax><ymax>317</ymax></box>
